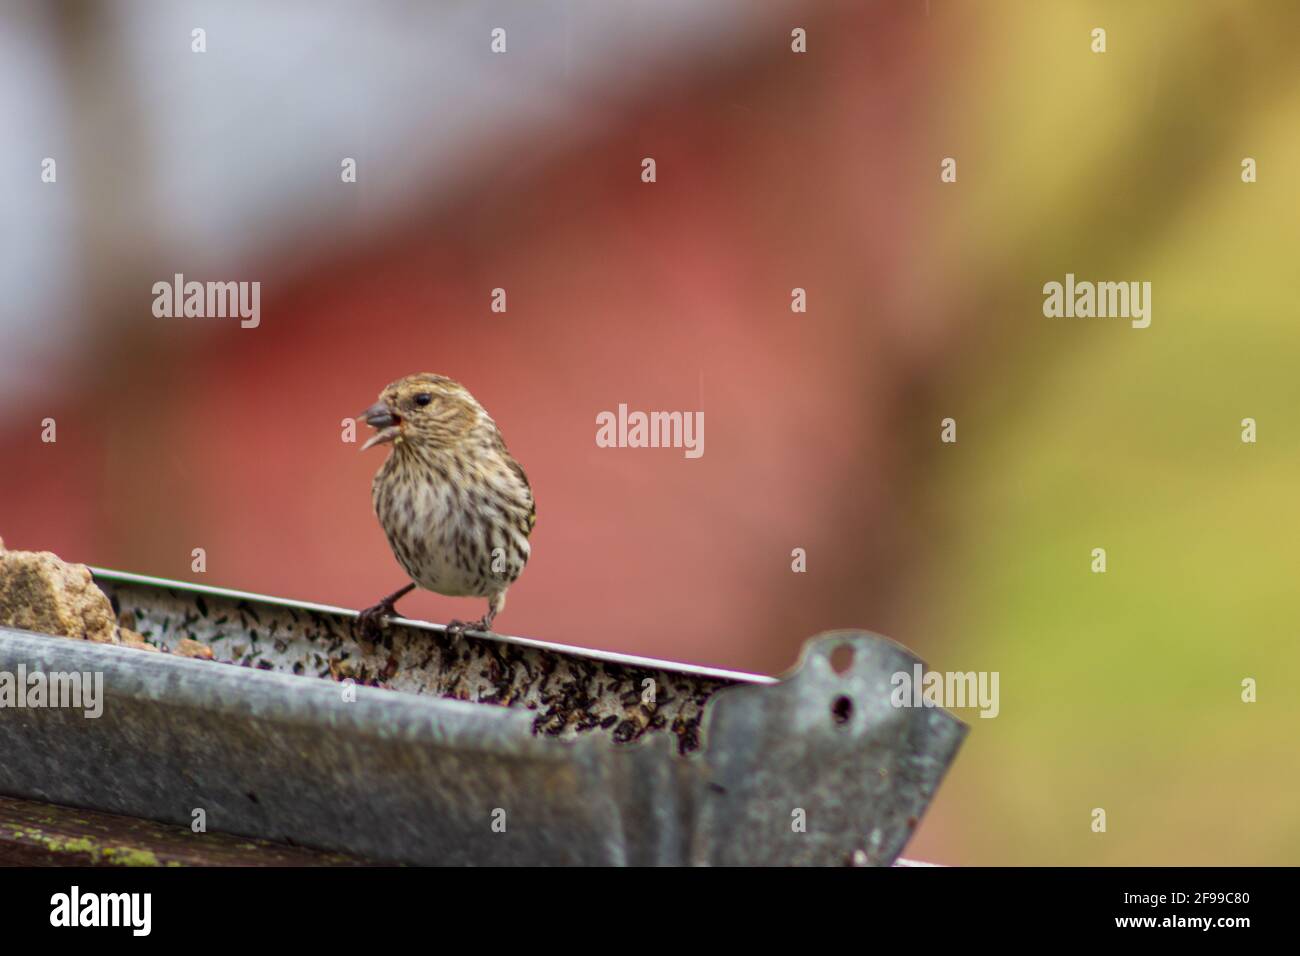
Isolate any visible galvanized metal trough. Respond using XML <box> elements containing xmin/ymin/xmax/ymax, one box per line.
<box><xmin>0</xmin><ymin>569</ymin><xmax>966</xmax><ymax>865</ymax></box>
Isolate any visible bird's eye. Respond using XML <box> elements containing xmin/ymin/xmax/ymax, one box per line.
<box><xmin>414</xmin><ymin>393</ymin><xmax>433</xmax><ymax>407</ymax></box>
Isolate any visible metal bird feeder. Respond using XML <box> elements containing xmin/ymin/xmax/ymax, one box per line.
<box><xmin>0</xmin><ymin>569</ymin><xmax>966</xmax><ymax>865</ymax></box>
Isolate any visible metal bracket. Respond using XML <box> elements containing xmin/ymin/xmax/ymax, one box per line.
<box><xmin>0</xmin><ymin>570</ymin><xmax>965</xmax><ymax>865</ymax></box>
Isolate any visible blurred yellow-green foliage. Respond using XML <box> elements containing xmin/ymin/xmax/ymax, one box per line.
<box><xmin>903</xmin><ymin>1</ymin><xmax>1300</xmax><ymax>865</ymax></box>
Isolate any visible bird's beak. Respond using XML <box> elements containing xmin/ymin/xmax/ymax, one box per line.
<box><xmin>360</xmin><ymin>402</ymin><xmax>401</xmax><ymax>451</ymax></box>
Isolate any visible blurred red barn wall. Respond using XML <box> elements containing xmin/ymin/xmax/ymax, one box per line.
<box><xmin>0</xmin><ymin>4</ymin><xmax>949</xmax><ymax>674</ymax></box>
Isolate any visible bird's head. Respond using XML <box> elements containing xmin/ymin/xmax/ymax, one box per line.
<box><xmin>360</xmin><ymin>373</ymin><xmax>482</xmax><ymax>452</ymax></box>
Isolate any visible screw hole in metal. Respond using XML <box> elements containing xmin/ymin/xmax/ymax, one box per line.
<box><xmin>829</xmin><ymin>644</ymin><xmax>854</xmax><ymax>675</ymax></box>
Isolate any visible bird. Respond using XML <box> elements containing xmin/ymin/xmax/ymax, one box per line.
<box><xmin>355</xmin><ymin>373</ymin><xmax>535</xmax><ymax>641</ymax></box>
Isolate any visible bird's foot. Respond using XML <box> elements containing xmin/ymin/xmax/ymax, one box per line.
<box><xmin>444</xmin><ymin>616</ymin><xmax>492</xmax><ymax>644</ymax></box>
<box><xmin>352</xmin><ymin>583</ymin><xmax>416</xmax><ymax>644</ymax></box>
<box><xmin>354</xmin><ymin>598</ymin><xmax>399</xmax><ymax>644</ymax></box>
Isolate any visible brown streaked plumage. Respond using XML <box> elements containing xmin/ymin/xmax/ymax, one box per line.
<box><xmin>356</xmin><ymin>373</ymin><xmax>535</xmax><ymax>639</ymax></box>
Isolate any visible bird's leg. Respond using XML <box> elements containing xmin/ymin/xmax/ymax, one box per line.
<box><xmin>354</xmin><ymin>583</ymin><xmax>416</xmax><ymax>642</ymax></box>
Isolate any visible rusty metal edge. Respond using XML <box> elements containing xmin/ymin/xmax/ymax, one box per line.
<box><xmin>89</xmin><ymin>567</ymin><xmax>776</xmax><ymax>686</ymax></box>
<box><xmin>0</xmin><ymin>571</ymin><xmax>967</xmax><ymax>865</ymax></box>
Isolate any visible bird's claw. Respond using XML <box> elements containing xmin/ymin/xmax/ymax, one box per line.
<box><xmin>354</xmin><ymin>601</ymin><xmax>397</xmax><ymax>644</ymax></box>
<box><xmin>444</xmin><ymin>617</ymin><xmax>491</xmax><ymax>644</ymax></box>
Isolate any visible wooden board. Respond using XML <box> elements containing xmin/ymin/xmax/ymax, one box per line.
<box><xmin>0</xmin><ymin>795</ymin><xmax>373</xmax><ymax>866</ymax></box>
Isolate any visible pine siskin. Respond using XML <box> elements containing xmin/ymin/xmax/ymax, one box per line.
<box><xmin>356</xmin><ymin>373</ymin><xmax>535</xmax><ymax>639</ymax></box>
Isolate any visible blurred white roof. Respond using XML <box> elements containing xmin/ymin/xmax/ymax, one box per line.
<box><xmin>0</xmin><ymin>0</ymin><xmax>795</xmax><ymax>402</ymax></box>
